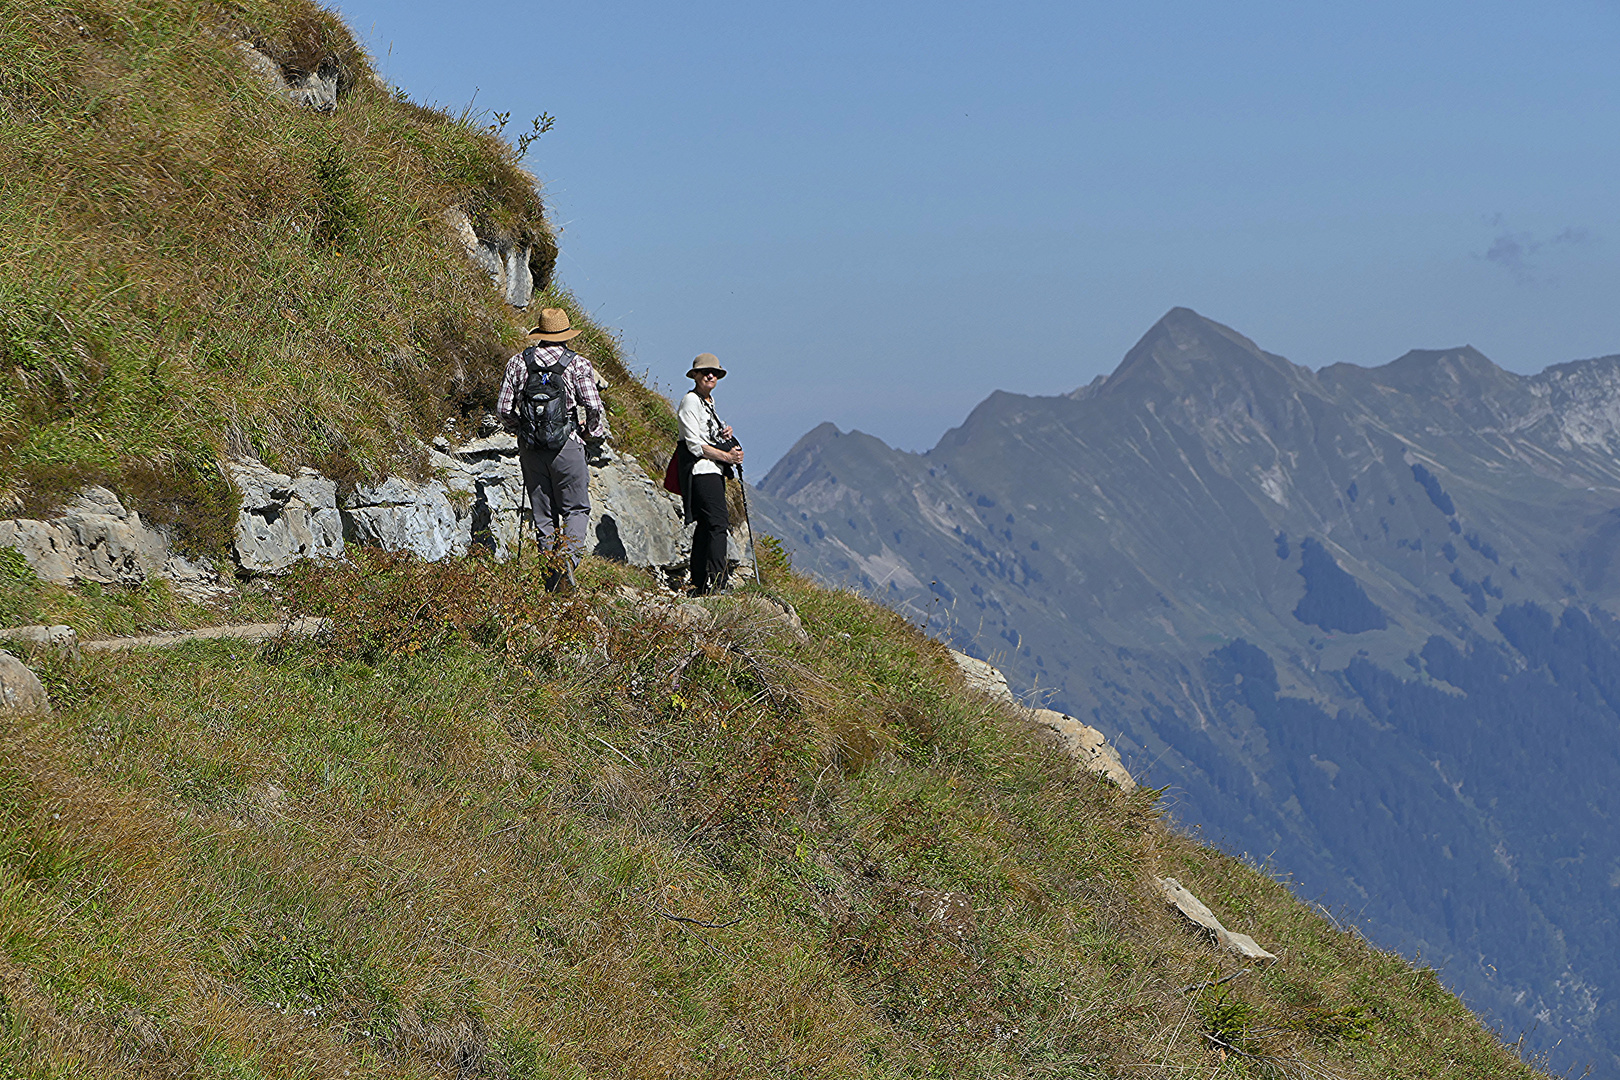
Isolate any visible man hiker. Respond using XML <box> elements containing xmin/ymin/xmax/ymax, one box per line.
<box><xmin>496</xmin><ymin>308</ymin><xmax>609</xmax><ymax>591</ymax></box>
<box><xmin>677</xmin><ymin>353</ymin><xmax>743</xmax><ymax>595</ymax></box>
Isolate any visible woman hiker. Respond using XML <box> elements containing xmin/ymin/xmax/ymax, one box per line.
<box><xmin>677</xmin><ymin>353</ymin><xmax>743</xmax><ymax>595</ymax></box>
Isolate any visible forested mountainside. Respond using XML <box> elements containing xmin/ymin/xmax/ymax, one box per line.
<box><xmin>751</xmin><ymin>307</ymin><xmax>1620</xmax><ymax>1077</ymax></box>
<box><xmin>0</xmin><ymin>2</ymin><xmax>1560</xmax><ymax>1077</ymax></box>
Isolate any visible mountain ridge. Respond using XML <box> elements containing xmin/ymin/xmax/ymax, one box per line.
<box><xmin>751</xmin><ymin>306</ymin><xmax>1620</xmax><ymax>1076</ymax></box>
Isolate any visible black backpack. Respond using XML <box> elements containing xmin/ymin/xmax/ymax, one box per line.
<box><xmin>517</xmin><ymin>347</ymin><xmax>575</xmax><ymax>451</ymax></box>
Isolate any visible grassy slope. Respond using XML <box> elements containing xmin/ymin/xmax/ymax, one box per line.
<box><xmin>0</xmin><ymin>3</ymin><xmax>1547</xmax><ymax>1078</ymax></box>
<box><xmin>0</xmin><ymin>550</ymin><xmax>1543</xmax><ymax>1079</ymax></box>
<box><xmin>0</xmin><ymin>0</ymin><xmax>675</xmax><ymax>553</ymax></box>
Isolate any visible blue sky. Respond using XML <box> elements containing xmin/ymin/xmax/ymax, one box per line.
<box><xmin>335</xmin><ymin>0</ymin><xmax>1620</xmax><ymax>472</ymax></box>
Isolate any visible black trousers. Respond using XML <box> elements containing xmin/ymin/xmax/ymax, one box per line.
<box><xmin>689</xmin><ymin>473</ymin><xmax>730</xmax><ymax>595</ymax></box>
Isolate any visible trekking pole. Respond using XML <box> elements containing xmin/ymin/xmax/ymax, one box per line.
<box><xmin>513</xmin><ymin>477</ymin><xmax>528</xmax><ymax>576</ymax></box>
<box><xmin>736</xmin><ymin>464</ymin><xmax>764</xmax><ymax>588</ymax></box>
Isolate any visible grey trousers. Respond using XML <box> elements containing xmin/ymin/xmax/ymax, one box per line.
<box><xmin>520</xmin><ymin>438</ymin><xmax>590</xmax><ymax>565</ymax></box>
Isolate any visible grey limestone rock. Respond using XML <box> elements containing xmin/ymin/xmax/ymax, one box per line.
<box><xmin>431</xmin><ymin>448</ymin><xmax>525</xmax><ymax>561</ymax></box>
<box><xmin>587</xmin><ymin>447</ymin><xmax>692</xmax><ymax>571</ymax></box>
<box><xmin>442</xmin><ymin>208</ymin><xmax>536</xmax><ymax>308</ymax></box>
<box><xmin>0</xmin><ymin>489</ymin><xmax>225</xmax><ymax>600</ymax></box>
<box><xmin>4</xmin><ymin>442</ymin><xmax>707</xmax><ymax>589</ymax></box>
<box><xmin>728</xmin><ymin>594</ymin><xmax>809</xmax><ymax>645</ymax></box>
<box><xmin>0</xmin><ymin>487</ymin><xmax>169</xmax><ymax>586</ymax></box>
<box><xmin>343</xmin><ymin>476</ymin><xmax>464</xmax><ymax>561</ymax></box>
<box><xmin>288</xmin><ymin>65</ymin><xmax>338</xmax><ymax>112</ymax></box>
<box><xmin>949</xmin><ymin>649</ymin><xmax>1019</xmax><ymax>707</ymax></box>
<box><xmin>234</xmin><ymin>40</ymin><xmax>338</xmax><ymax>112</ymax></box>
<box><xmin>234</xmin><ymin>40</ymin><xmax>283</xmax><ymax>91</ymax></box>
<box><xmin>1157</xmin><ymin>877</ymin><xmax>1278</xmax><ymax>964</ymax></box>
<box><xmin>228</xmin><ymin>460</ymin><xmax>344</xmax><ymax>574</ymax></box>
<box><xmin>1028</xmin><ymin>708</ymin><xmax>1137</xmax><ymax>790</ymax></box>
<box><xmin>0</xmin><ymin>651</ymin><xmax>49</xmax><ymax>715</ymax></box>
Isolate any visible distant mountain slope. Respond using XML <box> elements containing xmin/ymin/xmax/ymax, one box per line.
<box><xmin>750</xmin><ymin>308</ymin><xmax>1620</xmax><ymax>1076</ymax></box>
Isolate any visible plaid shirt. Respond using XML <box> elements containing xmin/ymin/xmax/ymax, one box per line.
<box><xmin>496</xmin><ymin>344</ymin><xmax>610</xmax><ymax>445</ymax></box>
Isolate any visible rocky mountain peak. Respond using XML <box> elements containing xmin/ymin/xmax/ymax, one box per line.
<box><xmin>1099</xmin><ymin>307</ymin><xmax>1317</xmax><ymax>408</ymax></box>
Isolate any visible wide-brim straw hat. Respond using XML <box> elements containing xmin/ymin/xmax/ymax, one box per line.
<box><xmin>687</xmin><ymin>353</ymin><xmax>727</xmax><ymax>379</ymax></box>
<box><xmin>526</xmin><ymin>307</ymin><xmax>582</xmax><ymax>343</ymax></box>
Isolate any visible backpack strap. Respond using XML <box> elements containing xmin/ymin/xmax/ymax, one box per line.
<box><xmin>702</xmin><ymin>396</ymin><xmax>724</xmax><ymax>442</ymax></box>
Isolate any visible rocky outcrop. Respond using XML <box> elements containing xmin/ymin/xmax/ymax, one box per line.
<box><xmin>434</xmin><ymin>437</ymin><xmax>526</xmax><ymax>561</ymax></box>
<box><xmin>0</xmin><ymin>488</ymin><xmax>224</xmax><ymax>600</ymax></box>
<box><xmin>0</xmin><ymin>652</ymin><xmax>49</xmax><ymax>715</ymax></box>
<box><xmin>234</xmin><ymin>41</ymin><xmax>339</xmax><ymax>112</ymax></box>
<box><xmin>443</xmin><ymin>208</ymin><xmax>540</xmax><ymax>309</ymax></box>
<box><xmin>2</xmin><ymin>441</ymin><xmax>753</xmax><ymax>597</ymax></box>
<box><xmin>229</xmin><ymin>461</ymin><xmax>345</xmax><ymax>574</ymax></box>
<box><xmin>1029</xmin><ymin>708</ymin><xmax>1137</xmax><ymax>790</ymax></box>
<box><xmin>226</xmin><ymin>438</ymin><xmax>749</xmax><ymax>582</ymax></box>
<box><xmin>1157</xmin><ymin>877</ymin><xmax>1278</xmax><ymax>964</ymax></box>
<box><xmin>949</xmin><ymin>649</ymin><xmax>1135</xmax><ymax>790</ymax></box>
<box><xmin>586</xmin><ymin>446</ymin><xmax>693</xmax><ymax>570</ymax></box>
<box><xmin>343</xmin><ymin>475</ymin><xmax>464</xmax><ymax>561</ymax></box>
<box><xmin>952</xmin><ymin>650</ymin><xmax>1018</xmax><ymax>704</ymax></box>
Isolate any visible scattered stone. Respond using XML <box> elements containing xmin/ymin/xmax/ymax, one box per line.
<box><xmin>1029</xmin><ymin>708</ymin><xmax>1137</xmax><ymax>790</ymax></box>
<box><xmin>730</xmin><ymin>594</ymin><xmax>809</xmax><ymax>645</ymax></box>
<box><xmin>1157</xmin><ymin>877</ymin><xmax>1278</xmax><ymax>964</ymax></box>
<box><xmin>241</xmin><ymin>781</ymin><xmax>289</xmax><ymax>823</ymax></box>
<box><xmin>0</xmin><ymin>651</ymin><xmax>50</xmax><ymax>715</ymax></box>
<box><xmin>614</xmin><ymin>585</ymin><xmax>711</xmax><ymax>632</ymax></box>
<box><xmin>234</xmin><ymin>40</ymin><xmax>284</xmax><ymax>92</ymax></box>
<box><xmin>950</xmin><ymin>649</ymin><xmax>1136</xmax><ymax>789</ymax></box>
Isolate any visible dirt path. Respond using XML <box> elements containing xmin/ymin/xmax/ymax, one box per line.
<box><xmin>82</xmin><ymin>617</ymin><xmax>330</xmax><ymax>652</ymax></box>
<box><xmin>3</xmin><ymin>618</ymin><xmax>329</xmax><ymax>653</ymax></box>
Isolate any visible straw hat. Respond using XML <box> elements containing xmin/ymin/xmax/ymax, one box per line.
<box><xmin>526</xmin><ymin>308</ymin><xmax>582</xmax><ymax>343</ymax></box>
<box><xmin>687</xmin><ymin>353</ymin><xmax>727</xmax><ymax>379</ymax></box>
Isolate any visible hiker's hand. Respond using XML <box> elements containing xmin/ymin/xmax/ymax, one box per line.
<box><xmin>726</xmin><ymin>447</ymin><xmax>744</xmax><ymax>465</ymax></box>
<box><xmin>720</xmin><ymin>424</ymin><xmax>734</xmax><ymax>440</ymax></box>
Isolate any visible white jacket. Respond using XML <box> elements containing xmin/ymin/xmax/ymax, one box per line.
<box><xmin>678</xmin><ymin>391</ymin><xmax>726</xmax><ymax>477</ymax></box>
